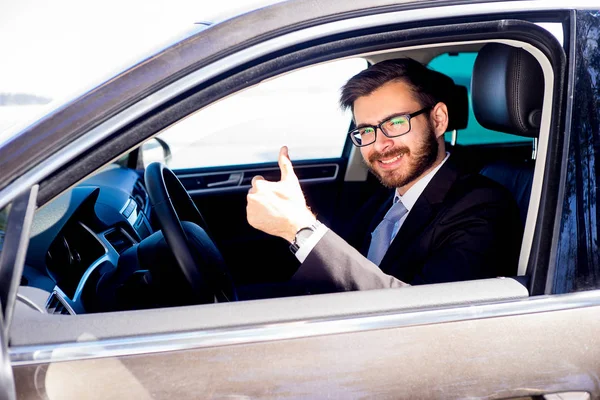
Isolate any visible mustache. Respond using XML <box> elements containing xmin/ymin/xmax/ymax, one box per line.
<box><xmin>368</xmin><ymin>147</ymin><xmax>409</xmax><ymax>164</ymax></box>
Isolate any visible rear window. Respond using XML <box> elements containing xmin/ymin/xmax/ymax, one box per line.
<box><xmin>428</xmin><ymin>52</ymin><xmax>533</xmax><ymax>146</ymax></box>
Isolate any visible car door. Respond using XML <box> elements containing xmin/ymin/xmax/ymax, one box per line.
<box><xmin>5</xmin><ymin>1</ymin><xmax>600</xmax><ymax>399</ymax></box>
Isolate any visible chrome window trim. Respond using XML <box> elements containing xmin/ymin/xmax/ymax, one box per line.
<box><xmin>0</xmin><ymin>0</ymin><xmax>588</xmax><ymax>210</ymax></box>
<box><xmin>10</xmin><ymin>289</ymin><xmax>600</xmax><ymax>366</ymax></box>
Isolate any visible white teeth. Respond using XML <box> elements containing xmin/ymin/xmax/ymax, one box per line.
<box><xmin>380</xmin><ymin>155</ymin><xmax>401</xmax><ymax>164</ymax></box>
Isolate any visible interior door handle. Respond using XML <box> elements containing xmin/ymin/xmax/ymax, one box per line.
<box><xmin>206</xmin><ymin>173</ymin><xmax>242</xmax><ymax>188</ymax></box>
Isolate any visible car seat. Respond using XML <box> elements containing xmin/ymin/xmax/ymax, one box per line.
<box><xmin>471</xmin><ymin>43</ymin><xmax>545</xmax><ymax>225</ymax></box>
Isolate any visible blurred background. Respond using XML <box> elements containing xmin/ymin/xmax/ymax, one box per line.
<box><xmin>0</xmin><ymin>0</ymin><xmax>284</xmax><ymax>142</ymax></box>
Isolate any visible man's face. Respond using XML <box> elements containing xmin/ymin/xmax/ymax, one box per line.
<box><xmin>355</xmin><ymin>80</ymin><xmax>440</xmax><ymax>191</ymax></box>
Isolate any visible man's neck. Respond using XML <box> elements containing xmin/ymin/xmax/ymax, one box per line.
<box><xmin>396</xmin><ymin>151</ymin><xmax>448</xmax><ymax>196</ymax></box>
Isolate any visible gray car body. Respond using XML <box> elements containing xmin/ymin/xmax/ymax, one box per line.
<box><xmin>1</xmin><ymin>0</ymin><xmax>600</xmax><ymax>399</ymax></box>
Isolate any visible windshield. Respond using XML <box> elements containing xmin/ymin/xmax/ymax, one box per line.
<box><xmin>0</xmin><ymin>0</ymin><xmax>286</xmax><ymax>145</ymax></box>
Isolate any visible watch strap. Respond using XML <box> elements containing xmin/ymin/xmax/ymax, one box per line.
<box><xmin>289</xmin><ymin>221</ymin><xmax>321</xmax><ymax>254</ymax></box>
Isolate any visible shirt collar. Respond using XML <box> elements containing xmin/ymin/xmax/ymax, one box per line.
<box><xmin>394</xmin><ymin>152</ymin><xmax>451</xmax><ymax>211</ymax></box>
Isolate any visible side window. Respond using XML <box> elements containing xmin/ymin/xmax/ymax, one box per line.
<box><xmin>428</xmin><ymin>52</ymin><xmax>533</xmax><ymax>146</ymax></box>
<box><xmin>142</xmin><ymin>58</ymin><xmax>368</xmax><ymax>169</ymax></box>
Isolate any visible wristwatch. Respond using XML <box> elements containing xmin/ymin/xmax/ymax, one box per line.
<box><xmin>289</xmin><ymin>221</ymin><xmax>321</xmax><ymax>254</ymax></box>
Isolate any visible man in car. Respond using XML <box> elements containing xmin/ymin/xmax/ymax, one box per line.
<box><xmin>246</xmin><ymin>58</ymin><xmax>522</xmax><ymax>293</ymax></box>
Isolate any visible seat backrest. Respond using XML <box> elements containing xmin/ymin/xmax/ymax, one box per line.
<box><xmin>471</xmin><ymin>43</ymin><xmax>544</xmax><ymax>224</ymax></box>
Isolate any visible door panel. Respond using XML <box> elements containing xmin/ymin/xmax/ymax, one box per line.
<box><xmin>13</xmin><ymin>303</ymin><xmax>600</xmax><ymax>399</ymax></box>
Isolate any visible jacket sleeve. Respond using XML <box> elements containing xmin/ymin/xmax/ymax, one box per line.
<box><xmin>291</xmin><ymin>230</ymin><xmax>410</xmax><ymax>293</ymax></box>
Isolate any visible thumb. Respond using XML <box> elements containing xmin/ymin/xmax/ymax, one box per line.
<box><xmin>278</xmin><ymin>146</ymin><xmax>298</xmax><ymax>182</ymax></box>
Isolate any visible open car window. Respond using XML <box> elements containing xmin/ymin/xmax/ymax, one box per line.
<box><xmin>429</xmin><ymin>52</ymin><xmax>534</xmax><ymax>146</ymax></box>
<box><xmin>142</xmin><ymin>58</ymin><xmax>368</xmax><ymax>169</ymax></box>
<box><xmin>15</xmin><ymin>34</ymin><xmax>558</xmax><ymax>322</ymax></box>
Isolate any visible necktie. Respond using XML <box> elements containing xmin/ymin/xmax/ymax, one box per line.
<box><xmin>367</xmin><ymin>199</ymin><xmax>408</xmax><ymax>266</ymax></box>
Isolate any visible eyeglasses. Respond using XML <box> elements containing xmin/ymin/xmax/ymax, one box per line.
<box><xmin>348</xmin><ymin>106</ymin><xmax>432</xmax><ymax>147</ymax></box>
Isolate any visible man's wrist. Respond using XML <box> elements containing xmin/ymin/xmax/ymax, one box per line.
<box><xmin>293</xmin><ymin>221</ymin><xmax>329</xmax><ymax>262</ymax></box>
<box><xmin>284</xmin><ymin>212</ymin><xmax>317</xmax><ymax>242</ymax></box>
<box><xmin>289</xmin><ymin>220</ymin><xmax>322</xmax><ymax>255</ymax></box>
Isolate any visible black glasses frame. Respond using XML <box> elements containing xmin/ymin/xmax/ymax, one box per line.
<box><xmin>348</xmin><ymin>106</ymin><xmax>432</xmax><ymax>147</ymax></box>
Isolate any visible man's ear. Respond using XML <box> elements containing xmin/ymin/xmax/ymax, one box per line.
<box><xmin>430</xmin><ymin>102</ymin><xmax>449</xmax><ymax>138</ymax></box>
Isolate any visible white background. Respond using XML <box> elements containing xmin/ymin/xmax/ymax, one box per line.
<box><xmin>0</xmin><ymin>0</ymin><xmax>285</xmax><ymax>141</ymax></box>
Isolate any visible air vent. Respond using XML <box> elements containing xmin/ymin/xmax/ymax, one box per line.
<box><xmin>46</xmin><ymin>222</ymin><xmax>105</xmax><ymax>299</ymax></box>
<box><xmin>105</xmin><ymin>228</ymin><xmax>134</xmax><ymax>254</ymax></box>
<box><xmin>46</xmin><ymin>292</ymin><xmax>73</xmax><ymax>315</ymax></box>
<box><xmin>133</xmin><ymin>180</ymin><xmax>148</xmax><ymax>212</ymax></box>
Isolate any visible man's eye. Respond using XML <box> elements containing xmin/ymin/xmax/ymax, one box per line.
<box><xmin>360</xmin><ymin>128</ymin><xmax>375</xmax><ymax>135</ymax></box>
<box><xmin>390</xmin><ymin>117</ymin><xmax>407</xmax><ymax>125</ymax></box>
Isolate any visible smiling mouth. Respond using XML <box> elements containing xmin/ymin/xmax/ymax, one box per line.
<box><xmin>379</xmin><ymin>154</ymin><xmax>403</xmax><ymax>164</ymax></box>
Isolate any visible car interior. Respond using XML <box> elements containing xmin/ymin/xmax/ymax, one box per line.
<box><xmin>8</xmin><ymin>20</ymin><xmax>562</xmax><ymax>348</ymax></box>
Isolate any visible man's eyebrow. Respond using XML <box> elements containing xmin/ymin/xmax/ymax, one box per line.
<box><xmin>354</xmin><ymin>122</ymin><xmax>374</xmax><ymax>130</ymax></box>
<box><xmin>354</xmin><ymin>111</ymin><xmax>410</xmax><ymax>129</ymax></box>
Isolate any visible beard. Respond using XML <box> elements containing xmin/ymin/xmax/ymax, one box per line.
<box><xmin>364</xmin><ymin>125</ymin><xmax>439</xmax><ymax>189</ymax></box>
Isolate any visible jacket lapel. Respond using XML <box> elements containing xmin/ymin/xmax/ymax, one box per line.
<box><xmin>378</xmin><ymin>157</ymin><xmax>461</xmax><ymax>276</ymax></box>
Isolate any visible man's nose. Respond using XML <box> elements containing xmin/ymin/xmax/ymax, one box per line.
<box><xmin>372</xmin><ymin>127</ymin><xmax>394</xmax><ymax>153</ymax></box>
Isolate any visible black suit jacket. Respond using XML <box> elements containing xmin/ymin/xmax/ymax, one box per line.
<box><xmin>291</xmin><ymin>157</ymin><xmax>523</xmax><ymax>293</ymax></box>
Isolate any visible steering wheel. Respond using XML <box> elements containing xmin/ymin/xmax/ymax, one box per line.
<box><xmin>144</xmin><ymin>162</ymin><xmax>237</xmax><ymax>302</ymax></box>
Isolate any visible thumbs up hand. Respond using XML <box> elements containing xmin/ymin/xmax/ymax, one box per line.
<box><xmin>247</xmin><ymin>146</ymin><xmax>316</xmax><ymax>242</ymax></box>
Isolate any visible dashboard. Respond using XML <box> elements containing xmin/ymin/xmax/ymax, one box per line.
<box><xmin>25</xmin><ymin>165</ymin><xmax>155</xmax><ymax>315</ymax></box>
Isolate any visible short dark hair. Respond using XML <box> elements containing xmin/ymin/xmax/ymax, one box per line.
<box><xmin>339</xmin><ymin>58</ymin><xmax>455</xmax><ymax>112</ymax></box>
